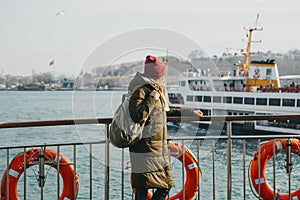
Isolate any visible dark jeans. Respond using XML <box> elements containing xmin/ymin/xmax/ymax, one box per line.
<box><xmin>135</xmin><ymin>188</ymin><xmax>170</xmax><ymax>200</ymax></box>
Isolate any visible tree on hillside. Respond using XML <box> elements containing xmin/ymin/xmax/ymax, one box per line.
<box><xmin>188</xmin><ymin>49</ymin><xmax>206</xmax><ymax>61</ymax></box>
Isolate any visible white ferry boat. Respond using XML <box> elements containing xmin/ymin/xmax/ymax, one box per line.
<box><xmin>168</xmin><ymin>25</ymin><xmax>300</xmax><ymax>134</ymax></box>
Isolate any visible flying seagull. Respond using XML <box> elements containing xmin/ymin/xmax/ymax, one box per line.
<box><xmin>56</xmin><ymin>10</ymin><xmax>66</xmax><ymax>16</ymax></box>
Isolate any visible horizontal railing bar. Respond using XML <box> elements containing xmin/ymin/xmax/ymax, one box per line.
<box><xmin>168</xmin><ymin>136</ymin><xmax>229</xmax><ymax>140</ymax></box>
<box><xmin>231</xmin><ymin>135</ymin><xmax>300</xmax><ymax>139</ymax></box>
<box><xmin>170</xmin><ymin>114</ymin><xmax>300</xmax><ymax>122</ymax></box>
<box><xmin>0</xmin><ymin>140</ymin><xmax>106</xmax><ymax>150</ymax></box>
<box><xmin>2</xmin><ymin>135</ymin><xmax>300</xmax><ymax>150</ymax></box>
<box><xmin>0</xmin><ymin>118</ymin><xmax>112</xmax><ymax>129</ymax></box>
<box><xmin>168</xmin><ymin>134</ymin><xmax>300</xmax><ymax>140</ymax></box>
<box><xmin>2</xmin><ymin>135</ymin><xmax>300</xmax><ymax>151</ymax></box>
<box><xmin>0</xmin><ymin>114</ymin><xmax>299</xmax><ymax>129</ymax></box>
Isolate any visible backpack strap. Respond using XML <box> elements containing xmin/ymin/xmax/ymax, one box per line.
<box><xmin>129</xmin><ymin>84</ymin><xmax>154</xmax><ymax>124</ymax></box>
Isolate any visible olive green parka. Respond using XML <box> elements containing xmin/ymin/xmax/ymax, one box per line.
<box><xmin>128</xmin><ymin>73</ymin><xmax>194</xmax><ymax>190</ymax></box>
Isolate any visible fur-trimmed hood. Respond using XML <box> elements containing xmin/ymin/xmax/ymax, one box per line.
<box><xmin>128</xmin><ymin>72</ymin><xmax>169</xmax><ymax>111</ymax></box>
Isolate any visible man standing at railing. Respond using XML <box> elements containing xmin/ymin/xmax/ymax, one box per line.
<box><xmin>128</xmin><ymin>55</ymin><xmax>202</xmax><ymax>200</ymax></box>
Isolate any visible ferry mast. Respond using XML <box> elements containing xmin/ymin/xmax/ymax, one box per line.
<box><xmin>236</xmin><ymin>14</ymin><xmax>262</xmax><ymax>76</ymax></box>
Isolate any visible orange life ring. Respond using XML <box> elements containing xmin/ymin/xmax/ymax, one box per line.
<box><xmin>1</xmin><ymin>148</ymin><xmax>79</xmax><ymax>200</ymax></box>
<box><xmin>132</xmin><ymin>141</ymin><xmax>201</xmax><ymax>200</ymax></box>
<box><xmin>249</xmin><ymin>139</ymin><xmax>300</xmax><ymax>200</ymax></box>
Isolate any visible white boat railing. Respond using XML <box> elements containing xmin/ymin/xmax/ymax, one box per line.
<box><xmin>0</xmin><ymin>114</ymin><xmax>300</xmax><ymax>200</ymax></box>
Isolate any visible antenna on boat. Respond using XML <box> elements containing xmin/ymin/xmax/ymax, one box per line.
<box><xmin>165</xmin><ymin>49</ymin><xmax>169</xmax><ymax>77</ymax></box>
<box><xmin>255</xmin><ymin>13</ymin><xmax>260</xmax><ymax>29</ymax></box>
<box><xmin>235</xmin><ymin>14</ymin><xmax>263</xmax><ymax>76</ymax></box>
<box><xmin>163</xmin><ymin>49</ymin><xmax>170</xmax><ymax>111</ymax></box>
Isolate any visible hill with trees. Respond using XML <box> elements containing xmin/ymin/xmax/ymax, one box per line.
<box><xmin>1</xmin><ymin>49</ymin><xmax>300</xmax><ymax>90</ymax></box>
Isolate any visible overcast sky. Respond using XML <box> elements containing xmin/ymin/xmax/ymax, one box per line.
<box><xmin>1</xmin><ymin>0</ymin><xmax>299</xmax><ymax>76</ymax></box>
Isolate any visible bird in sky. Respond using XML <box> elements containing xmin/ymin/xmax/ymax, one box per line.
<box><xmin>56</xmin><ymin>10</ymin><xmax>66</xmax><ymax>16</ymax></box>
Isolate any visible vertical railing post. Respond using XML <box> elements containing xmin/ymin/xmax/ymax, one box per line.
<box><xmin>258</xmin><ymin>139</ymin><xmax>261</xmax><ymax>198</ymax></box>
<box><xmin>272</xmin><ymin>140</ymin><xmax>276</xmax><ymax>200</ymax></box>
<box><xmin>57</xmin><ymin>146</ymin><xmax>60</xmax><ymax>200</ymax></box>
<box><xmin>121</xmin><ymin>148</ymin><xmax>125</xmax><ymax>200</ymax></box>
<box><xmin>105</xmin><ymin>123</ymin><xmax>110</xmax><ymax>200</ymax></box>
<box><xmin>243</xmin><ymin>139</ymin><xmax>246</xmax><ymax>200</ymax></box>
<box><xmin>90</xmin><ymin>144</ymin><xmax>93</xmax><ymax>200</ymax></box>
<box><xmin>73</xmin><ymin>145</ymin><xmax>77</xmax><ymax>200</ymax></box>
<box><xmin>167</xmin><ymin>140</ymin><xmax>171</xmax><ymax>200</ymax></box>
<box><xmin>23</xmin><ymin>147</ymin><xmax>27</xmax><ymax>200</ymax></box>
<box><xmin>197</xmin><ymin>140</ymin><xmax>201</xmax><ymax>200</ymax></box>
<box><xmin>6</xmin><ymin>149</ymin><xmax>10</xmax><ymax>200</ymax></box>
<box><xmin>38</xmin><ymin>147</ymin><xmax>45</xmax><ymax>200</ymax></box>
<box><xmin>212</xmin><ymin>140</ymin><xmax>216</xmax><ymax>200</ymax></box>
<box><xmin>286</xmin><ymin>139</ymin><xmax>292</xmax><ymax>199</ymax></box>
<box><xmin>227</xmin><ymin>121</ymin><xmax>232</xmax><ymax>200</ymax></box>
<box><xmin>182</xmin><ymin>140</ymin><xmax>185</xmax><ymax>200</ymax></box>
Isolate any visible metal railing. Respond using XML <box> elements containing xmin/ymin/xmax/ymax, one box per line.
<box><xmin>0</xmin><ymin>114</ymin><xmax>300</xmax><ymax>200</ymax></box>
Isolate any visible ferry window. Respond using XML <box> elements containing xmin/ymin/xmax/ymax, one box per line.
<box><xmin>213</xmin><ymin>96</ymin><xmax>221</xmax><ymax>103</ymax></box>
<box><xmin>269</xmin><ymin>98</ymin><xmax>280</xmax><ymax>106</ymax></box>
<box><xmin>233</xmin><ymin>97</ymin><xmax>243</xmax><ymax>104</ymax></box>
<box><xmin>195</xmin><ymin>96</ymin><xmax>202</xmax><ymax>102</ymax></box>
<box><xmin>177</xmin><ymin>94</ymin><xmax>184</xmax><ymax>104</ymax></box>
<box><xmin>187</xmin><ymin>95</ymin><xmax>193</xmax><ymax>102</ymax></box>
<box><xmin>283</xmin><ymin>99</ymin><xmax>295</xmax><ymax>107</ymax></box>
<box><xmin>228</xmin><ymin>112</ymin><xmax>232</xmax><ymax>115</ymax></box>
<box><xmin>266</xmin><ymin>68</ymin><xmax>272</xmax><ymax>76</ymax></box>
<box><xmin>297</xmin><ymin>99</ymin><xmax>300</xmax><ymax>107</ymax></box>
<box><xmin>245</xmin><ymin>97</ymin><xmax>254</xmax><ymax>105</ymax></box>
<box><xmin>201</xmin><ymin>109</ymin><xmax>210</xmax><ymax>115</ymax></box>
<box><xmin>223</xmin><ymin>96</ymin><xmax>232</xmax><ymax>103</ymax></box>
<box><xmin>179</xmin><ymin>81</ymin><xmax>186</xmax><ymax>86</ymax></box>
<box><xmin>203</xmin><ymin>96</ymin><xmax>211</xmax><ymax>102</ymax></box>
<box><xmin>256</xmin><ymin>98</ymin><xmax>267</xmax><ymax>105</ymax></box>
<box><xmin>168</xmin><ymin>93</ymin><xmax>174</xmax><ymax>98</ymax></box>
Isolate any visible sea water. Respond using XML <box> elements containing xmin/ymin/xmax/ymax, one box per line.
<box><xmin>0</xmin><ymin>91</ymin><xmax>299</xmax><ymax>199</ymax></box>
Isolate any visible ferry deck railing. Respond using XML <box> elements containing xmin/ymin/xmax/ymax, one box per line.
<box><xmin>1</xmin><ymin>114</ymin><xmax>300</xmax><ymax>200</ymax></box>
